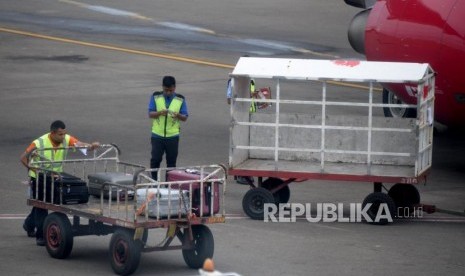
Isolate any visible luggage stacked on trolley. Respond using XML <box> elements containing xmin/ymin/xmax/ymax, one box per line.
<box><xmin>27</xmin><ymin>144</ymin><xmax>226</xmax><ymax>275</ymax></box>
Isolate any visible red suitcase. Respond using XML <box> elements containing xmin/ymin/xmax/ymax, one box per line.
<box><xmin>166</xmin><ymin>169</ymin><xmax>221</xmax><ymax>216</ymax></box>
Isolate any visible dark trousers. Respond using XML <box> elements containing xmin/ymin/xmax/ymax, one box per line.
<box><xmin>29</xmin><ymin>177</ymin><xmax>49</xmax><ymax>240</ymax></box>
<box><xmin>24</xmin><ymin>207</ymin><xmax>47</xmax><ymax>239</ymax></box>
<box><xmin>24</xmin><ymin>207</ymin><xmax>35</xmax><ymax>231</ymax></box>
<box><xmin>33</xmin><ymin>207</ymin><xmax>47</xmax><ymax>239</ymax></box>
<box><xmin>150</xmin><ymin>136</ymin><xmax>179</xmax><ymax>180</ymax></box>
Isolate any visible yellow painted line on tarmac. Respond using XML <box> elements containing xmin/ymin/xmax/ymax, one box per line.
<box><xmin>0</xmin><ymin>26</ymin><xmax>233</xmax><ymax>69</ymax></box>
<box><xmin>0</xmin><ymin>26</ymin><xmax>378</xmax><ymax>91</ymax></box>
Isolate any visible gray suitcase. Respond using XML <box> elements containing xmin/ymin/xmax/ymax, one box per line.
<box><xmin>88</xmin><ymin>172</ymin><xmax>135</xmax><ymax>200</ymax></box>
<box><xmin>136</xmin><ymin>188</ymin><xmax>189</xmax><ymax>218</ymax></box>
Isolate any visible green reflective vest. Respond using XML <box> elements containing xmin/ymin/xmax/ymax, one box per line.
<box><xmin>152</xmin><ymin>94</ymin><xmax>184</xmax><ymax>137</ymax></box>
<box><xmin>250</xmin><ymin>80</ymin><xmax>257</xmax><ymax>113</ymax></box>
<box><xmin>29</xmin><ymin>133</ymin><xmax>70</xmax><ymax>178</ymax></box>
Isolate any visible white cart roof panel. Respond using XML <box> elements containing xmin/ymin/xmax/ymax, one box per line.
<box><xmin>230</xmin><ymin>57</ymin><xmax>433</xmax><ymax>83</ymax></box>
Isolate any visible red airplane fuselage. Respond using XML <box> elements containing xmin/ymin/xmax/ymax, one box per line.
<box><xmin>350</xmin><ymin>0</ymin><xmax>465</xmax><ymax>126</ymax></box>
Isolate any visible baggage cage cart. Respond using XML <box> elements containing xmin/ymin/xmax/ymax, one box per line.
<box><xmin>27</xmin><ymin>144</ymin><xmax>227</xmax><ymax>275</ymax></box>
<box><xmin>228</xmin><ymin>57</ymin><xmax>435</xmax><ymax>223</ymax></box>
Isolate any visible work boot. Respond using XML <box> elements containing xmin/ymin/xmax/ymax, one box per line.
<box><xmin>23</xmin><ymin>223</ymin><xmax>35</xmax><ymax>238</ymax></box>
<box><xmin>36</xmin><ymin>238</ymin><xmax>45</xmax><ymax>246</ymax></box>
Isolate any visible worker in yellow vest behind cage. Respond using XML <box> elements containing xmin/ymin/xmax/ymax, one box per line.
<box><xmin>148</xmin><ymin>76</ymin><xmax>188</xmax><ymax>180</ymax></box>
<box><xmin>19</xmin><ymin>120</ymin><xmax>100</xmax><ymax>246</ymax></box>
<box><xmin>226</xmin><ymin>77</ymin><xmax>258</xmax><ymax>112</ymax></box>
<box><xmin>226</xmin><ymin>77</ymin><xmax>256</xmax><ymax>185</ymax></box>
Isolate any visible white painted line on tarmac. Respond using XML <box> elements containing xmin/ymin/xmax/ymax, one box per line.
<box><xmin>242</xmin><ymin>38</ymin><xmax>337</xmax><ymax>57</ymax></box>
<box><xmin>57</xmin><ymin>0</ymin><xmax>340</xmax><ymax>56</ymax></box>
<box><xmin>0</xmin><ymin>214</ymin><xmax>28</xmax><ymax>219</ymax></box>
<box><xmin>2</xmin><ymin>213</ymin><xmax>465</xmax><ymax>224</ymax></box>
<box><xmin>224</xmin><ymin>214</ymin><xmax>465</xmax><ymax>223</ymax></box>
<box><xmin>58</xmin><ymin>0</ymin><xmax>216</xmax><ymax>35</ymax></box>
<box><xmin>157</xmin><ymin>22</ymin><xmax>216</xmax><ymax>35</ymax></box>
<box><xmin>225</xmin><ymin>214</ymin><xmax>251</xmax><ymax>219</ymax></box>
<box><xmin>59</xmin><ymin>0</ymin><xmax>153</xmax><ymax>21</ymax></box>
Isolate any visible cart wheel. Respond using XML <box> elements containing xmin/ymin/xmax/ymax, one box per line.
<box><xmin>262</xmin><ymin>178</ymin><xmax>291</xmax><ymax>204</ymax></box>
<box><xmin>388</xmin><ymin>184</ymin><xmax>420</xmax><ymax>214</ymax></box>
<box><xmin>43</xmin><ymin>212</ymin><xmax>73</xmax><ymax>259</ymax></box>
<box><xmin>242</xmin><ymin>187</ymin><xmax>275</xmax><ymax>220</ymax></box>
<box><xmin>109</xmin><ymin>228</ymin><xmax>142</xmax><ymax>276</ymax></box>
<box><xmin>362</xmin><ymin>192</ymin><xmax>396</xmax><ymax>225</ymax></box>
<box><xmin>182</xmin><ymin>225</ymin><xmax>214</xmax><ymax>269</ymax></box>
<box><xmin>276</xmin><ymin>186</ymin><xmax>290</xmax><ymax>204</ymax></box>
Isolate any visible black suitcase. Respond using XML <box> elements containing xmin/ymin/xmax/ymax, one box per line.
<box><xmin>33</xmin><ymin>172</ymin><xmax>89</xmax><ymax>205</ymax></box>
<box><xmin>88</xmin><ymin>172</ymin><xmax>135</xmax><ymax>200</ymax></box>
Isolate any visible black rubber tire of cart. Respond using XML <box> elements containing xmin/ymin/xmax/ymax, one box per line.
<box><xmin>242</xmin><ymin>187</ymin><xmax>276</xmax><ymax>220</ymax></box>
<box><xmin>43</xmin><ymin>212</ymin><xmax>74</xmax><ymax>259</ymax></box>
<box><xmin>262</xmin><ymin>178</ymin><xmax>291</xmax><ymax>204</ymax></box>
<box><xmin>388</xmin><ymin>183</ymin><xmax>420</xmax><ymax>214</ymax></box>
<box><xmin>109</xmin><ymin>228</ymin><xmax>142</xmax><ymax>276</ymax></box>
<box><xmin>182</xmin><ymin>224</ymin><xmax>214</xmax><ymax>269</ymax></box>
<box><xmin>362</xmin><ymin>192</ymin><xmax>396</xmax><ymax>225</ymax></box>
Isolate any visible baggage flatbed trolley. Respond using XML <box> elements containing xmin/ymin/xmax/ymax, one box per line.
<box><xmin>228</xmin><ymin>57</ymin><xmax>436</xmax><ymax>224</ymax></box>
<box><xmin>27</xmin><ymin>144</ymin><xmax>226</xmax><ymax>275</ymax></box>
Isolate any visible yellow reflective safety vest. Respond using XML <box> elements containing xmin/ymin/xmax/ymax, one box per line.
<box><xmin>152</xmin><ymin>93</ymin><xmax>184</xmax><ymax>137</ymax></box>
<box><xmin>29</xmin><ymin>133</ymin><xmax>70</xmax><ymax>178</ymax></box>
<box><xmin>249</xmin><ymin>80</ymin><xmax>257</xmax><ymax>113</ymax></box>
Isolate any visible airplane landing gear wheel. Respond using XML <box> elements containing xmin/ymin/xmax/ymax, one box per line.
<box><xmin>382</xmin><ymin>88</ymin><xmax>416</xmax><ymax>118</ymax></box>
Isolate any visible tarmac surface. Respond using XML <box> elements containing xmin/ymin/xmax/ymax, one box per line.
<box><xmin>1</xmin><ymin>1</ymin><xmax>464</xmax><ymax>275</ymax></box>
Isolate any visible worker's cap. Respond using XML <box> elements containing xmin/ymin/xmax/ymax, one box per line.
<box><xmin>163</xmin><ymin>76</ymin><xmax>176</xmax><ymax>87</ymax></box>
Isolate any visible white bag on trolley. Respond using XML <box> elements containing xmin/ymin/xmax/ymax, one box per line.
<box><xmin>136</xmin><ymin>187</ymin><xmax>189</xmax><ymax>218</ymax></box>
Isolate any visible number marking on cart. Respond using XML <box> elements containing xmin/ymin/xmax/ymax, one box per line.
<box><xmin>207</xmin><ymin>216</ymin><xmax>226</xmax><ymax>223</ymax></box>
<box><xmin>401</xmin><ymin>178</ymin><xmax>418</xmax><ymax>184</ymax></box>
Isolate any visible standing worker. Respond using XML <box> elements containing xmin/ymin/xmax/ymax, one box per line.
<box><xmin>148</xmin><ymin>76</ymin><xmax>188</xmax><ymax>179</ymax></box>
<box><xmin>20</xmin><ymin>120</ymin><xmax>100</xmax><ymax>246</ymax></box>
<box><xmin>226</xmin><ymin>77</ymin><xmax>258</xmax><ymax>112</ymax></box>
